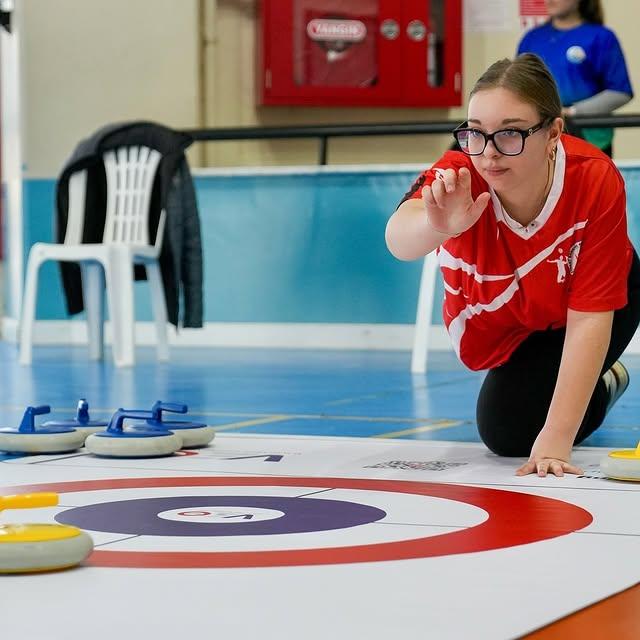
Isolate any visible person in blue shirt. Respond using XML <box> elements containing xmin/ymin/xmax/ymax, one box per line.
<box><xmin>517</xmin><ymin>0</ymin><xmax>633</xmax><ymax>156</ymax></box>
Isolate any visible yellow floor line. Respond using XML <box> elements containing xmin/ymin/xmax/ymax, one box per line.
<box><xmin>374</xmin><ymin>420</ymin><xmax>462</xmax><ymax>439</ymax></box>
<box><xmin>213</xmin><ymin>415</ymin><xmax>291</xmax><ymax>432</ymax></box>
<box><xmin>0</xmin><ymin>404</ymin><xmax>460</xmax><ymax>434</ymax></box>
<box><xmin>0</xmin><ymin>405</ymin><xmax>433</xmax><ymax>424</ymax></box>
<box><xmin>326</xmin><ymin>415</ymin><xmax>427</xmax><ymax>423</ymax></box>
<box><xmin>194</xmin><ymin>412</ymin><xmax>435</xmax><ymax>424</ymax></box>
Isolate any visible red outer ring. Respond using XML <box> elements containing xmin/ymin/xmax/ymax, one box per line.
<box><xmin>0</xmin><ymin>476</ymin><xmax>592</xmax><ymax>568</ymax></box>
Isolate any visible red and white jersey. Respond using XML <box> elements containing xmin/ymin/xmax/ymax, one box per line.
<box><xmin>404</xmin><ymin>135</ymin><xmax>633</xmax><ymax>370</ymax></box>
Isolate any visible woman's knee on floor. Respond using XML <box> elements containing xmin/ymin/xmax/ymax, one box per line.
<box><xmin>476</xmin><ymin>371</ymin><xmax>550</xmax><ymax>457</ymax></box>
<box><xmin>476</xmin><ymin>417</ymin><xmax>540</xmax><ymax>457</ymax></box>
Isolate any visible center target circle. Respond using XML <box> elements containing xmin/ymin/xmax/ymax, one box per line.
<box><xmin>158</xmin><ymin>506</ymin><xmax>285</xmax><ymax>524</ymax></box>
<box><xmin>56</xmin><ymin>495</ymin><xmax>386</xmax><ymax>536</ymax></box>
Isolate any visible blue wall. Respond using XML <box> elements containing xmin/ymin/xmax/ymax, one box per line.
<box><xmin>15</xmin><ymin>165</ymin><xmax>640</xmax><ymax>324</ymax></box>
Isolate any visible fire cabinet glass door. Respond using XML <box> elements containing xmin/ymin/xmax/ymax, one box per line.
<box><xmin>267</xmin><ymin>0</ymin><xmax>400</xmax><ymax>104</ymax></box>
<box><xmin>293</xmin><ymin>0</ymin><xmax>380</xmax><ymax>88</ymax></box>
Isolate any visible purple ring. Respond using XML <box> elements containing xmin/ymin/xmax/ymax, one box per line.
<box><xmin>56</xmin><ymin>495</ymin><xmax>386</xmax><ymax>536</ymax></box>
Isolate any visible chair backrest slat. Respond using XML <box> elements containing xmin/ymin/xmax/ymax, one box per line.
<box><xmin>63</xmin><ymin>170</ymin><xmax>87</xmax><ymax>245</ymax></box>
<box><xmin>102</xmin><ymin>145</ymin><xmax>162</xmax><ymax>246</ymax></box>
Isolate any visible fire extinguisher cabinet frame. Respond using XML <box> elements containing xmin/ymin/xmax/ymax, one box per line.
<box><xmin>257</xmin><ymin>0</ymin><xmax>462</xmax><ymax>107</ymax></box>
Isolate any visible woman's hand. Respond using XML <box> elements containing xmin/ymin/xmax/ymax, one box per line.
<box><xmin>421</xmin><ymin>167</ymin><xmax>490</xmax><ymax>237</ymax></box>
<box><xmin>515</xmin><ymin>428</ymin><xmax>584</xmax><ymax>477</ymax></box>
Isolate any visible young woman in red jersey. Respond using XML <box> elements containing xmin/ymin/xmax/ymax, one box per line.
<box><xmin>386</xmin><ymin>54</ymin><xmax>640</xmax><ymax>477</ymax></box>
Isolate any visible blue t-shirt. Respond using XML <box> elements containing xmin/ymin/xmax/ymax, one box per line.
<box><xmin>517</xmin><ymin>22</ymin><xmax>633</xmax><ymax>148</ymax></box>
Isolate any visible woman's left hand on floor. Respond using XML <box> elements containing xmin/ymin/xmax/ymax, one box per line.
<box><xmin>515</xmin><ymin>428</ymin><xmax>584</xmax><ymax>477</ymax></box>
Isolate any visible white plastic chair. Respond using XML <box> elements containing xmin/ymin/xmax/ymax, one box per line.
<box><xmin>410</xmin><ymin>251</ymin><xmax>439</xmax><ymax>374</ymax></box>
<box><xmin>19</xmin><ymin>146</ymin><xmax>169</xmax><ymax>367</ymax></box>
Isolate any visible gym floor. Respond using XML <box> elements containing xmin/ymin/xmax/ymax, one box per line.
<box><xmin>1</xmin><ymin>342</ymin><xmax>637</xmax><ymax>447</ymax></box>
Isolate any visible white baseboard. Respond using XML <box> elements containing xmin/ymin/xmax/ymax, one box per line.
<box><xmin>0</xmin><ymin>317</ymin><xmax>452</xmax><ymax>351</ymax></box>
<box><xmin>3</xmin><ymin>317</ymin><xmax>639</xmax><ymax>355</ymax></box>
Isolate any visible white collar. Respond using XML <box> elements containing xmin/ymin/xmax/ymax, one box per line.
<box><xmin>491</xmin><ymin>139</ymin><xmax>566</xmax><ymax>239</ymax></box>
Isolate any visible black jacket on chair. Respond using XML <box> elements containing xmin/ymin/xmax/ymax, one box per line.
<box><xmin>55</xmin><ymin>121</ymin><xmax>203</xmax><ymax>328</ymax></box>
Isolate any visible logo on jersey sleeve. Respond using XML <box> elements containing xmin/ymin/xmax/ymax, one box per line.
<box><xmin>568</xmin><ymin>241</ymin><xmax>581</xmax><ymax>274</ymax></box>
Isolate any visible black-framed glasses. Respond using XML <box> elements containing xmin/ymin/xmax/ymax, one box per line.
<box><xmin>453</xmin><ymin>119</ymin><xmax>549</xmax><ymax>156</ymax></box>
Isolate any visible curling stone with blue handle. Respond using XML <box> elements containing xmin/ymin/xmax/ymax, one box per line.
<box><xmin>42</xmin><ymin>398</ymin><xmax>108</xmax><ymax>440</ymax></box>
<box><xmin>85</xmin><ymin>408</ymin><xmax>182</xmax><ymax>458</ymax></box>
<box><xmin>0</xmin><ymin>406</ymin><xmax>86</xmax><ymax>454</ymax></box>
<box><xmin>130</xmin><ymin>401</ymin><xmax>215</xmax><ymax>449</ymax></box>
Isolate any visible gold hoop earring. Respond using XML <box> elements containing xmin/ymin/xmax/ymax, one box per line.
<box><xmin>549</xmin><ymin>147</ymin><xmax>557</xmax><ymax>162</ymax></box>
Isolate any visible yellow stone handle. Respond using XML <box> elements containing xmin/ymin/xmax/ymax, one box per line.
<box><xmin>0</xmin><ymin>493</ymin><xmax>59</xmax><ymax>512</ymax></box>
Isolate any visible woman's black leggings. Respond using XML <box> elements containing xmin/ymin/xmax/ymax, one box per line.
<box><xmin>476</xmin><ymin>250</ymin><xmax>640</xmax><ymax>457</ymax></box>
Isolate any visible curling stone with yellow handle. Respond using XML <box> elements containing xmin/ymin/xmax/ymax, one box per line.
<box><xmin>600</xmin><ymin>442</ymin><xmax>640</xmax><ymax>481</ymax></box>
<box><xmin>0</xmin><ymin>493</ymin><xmax>93</xmax><ymax>573</ymax></box>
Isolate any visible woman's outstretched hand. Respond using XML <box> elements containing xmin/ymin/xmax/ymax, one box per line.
<box><xmin>422</xmin><ymin>167</ymin><xmax>490</xmax><ymax>237</ymax></box>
